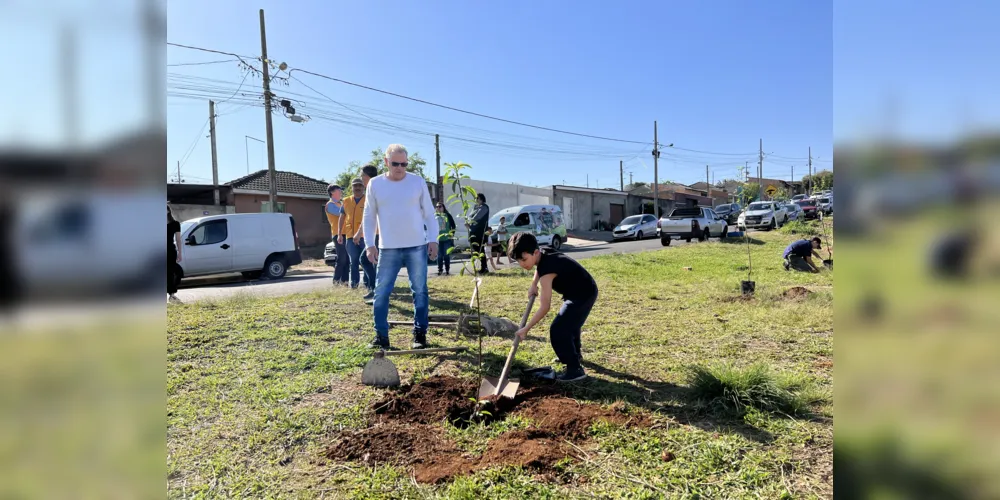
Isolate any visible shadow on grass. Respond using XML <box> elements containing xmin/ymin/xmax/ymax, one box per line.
<box><xmin>454</xmin><ymin>350</ymin><xmax>778</xmax><ymax>444</ymax></box>
<box><xmin>720</xmin><ymin>236</ymin><xmax>767</xmax><ymax>245</ymax></box>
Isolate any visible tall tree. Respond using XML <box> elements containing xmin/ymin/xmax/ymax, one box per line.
<box><xmin>802</xmin><ymin>169</ymin><xmax>833</xmax><ymax>192</ymax></box>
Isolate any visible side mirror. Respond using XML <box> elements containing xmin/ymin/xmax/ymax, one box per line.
<box><xmin>186</xmin><ymin>235</ymin><xmax>196</xmax><ymax>246</ymax></box>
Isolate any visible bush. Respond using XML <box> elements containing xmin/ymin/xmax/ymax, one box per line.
<box><xmin>686</xmin><ymin>363</ymin><xmax>826</xmax><ymax>417</ymax></box>
<box><xmin>779</xmin><ymin>219</ymin><xmax>821</xmax><ymax>236</ymax></box>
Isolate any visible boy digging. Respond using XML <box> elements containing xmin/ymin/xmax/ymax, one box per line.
<box><xmin>508</xmin><ymin>231</ymin><xmax>598</xmax><ymax>382</ymax></box>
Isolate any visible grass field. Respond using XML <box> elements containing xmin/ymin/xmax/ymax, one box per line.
<box><xmin>168</xmin><ymin>227</ymin><xmax>833</xmax><ymax>499</ymax></box>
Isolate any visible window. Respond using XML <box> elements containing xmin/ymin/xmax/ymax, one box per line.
<box><xmin>261</xmin><ymin>201</ymin><xmax>286</xmax><ymax>213</ymax></box>
<box><xmin>189</xmin><ymin>220</ymin><xmax>228</xmax><ymax>245</ymax></box>
<box><xmin>513</xmin><ymin>213</ymin><xmax>531</xmax><ymax>226</ymax></box>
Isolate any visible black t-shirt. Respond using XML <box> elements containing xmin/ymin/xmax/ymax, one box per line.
<box><xmin>536</xmin><ymin>247</ymin><xmax>598</xmax><ymax>301</ymax></box>
<box><xmin>168</xmin><ymin>219</ymin><xmax>181</xmax><ymax>255</ymax></box>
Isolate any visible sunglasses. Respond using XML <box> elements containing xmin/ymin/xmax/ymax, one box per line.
<box><xmin>390</xmin><ymin>161</ymin><xmax>409</xmax><ymax>168</ymax></box>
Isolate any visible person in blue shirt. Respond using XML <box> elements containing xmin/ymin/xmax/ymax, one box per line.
<box><xmin>783</xmin><ymin>236</ymin><xmax>827</xmax><ymax>273</ymax></box>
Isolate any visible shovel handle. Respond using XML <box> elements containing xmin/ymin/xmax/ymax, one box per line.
<box><xmin>382</xmin><ymin>347</ymin><xmax>465</xmax><ymax>356</ymax></box>
<box><xmin>494</xmin><ymin>294</ymin><xmax>536</xmax><ymax>395</ymax></box>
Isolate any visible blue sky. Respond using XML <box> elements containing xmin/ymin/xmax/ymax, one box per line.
<box><xmin>165</xmin><ymin>0</ymin><xmax>834</xmax><ymax>189</ymax></box>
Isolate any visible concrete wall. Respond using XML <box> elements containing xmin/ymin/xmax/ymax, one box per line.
<box><xmin>437</xmin><ymin>178</ymin><xmax>552</xmax><ymax>248</ymax></box>
<box><xmin>552</xmin><ymin>189</ymin><xmax>629</xmax><ymax>231</ymax></box>
<box><xmin>171</xmin><ymin>204</ymin><xmax>232</xmax><ymax>222</ymax></box>
<box><xmin>231</xmin><ymin>193</ymin><xmax>331</xmax><ymax>248</ymax></box>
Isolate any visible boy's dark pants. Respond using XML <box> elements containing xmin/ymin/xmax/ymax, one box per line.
<box><xmin>786</xmin><ymin>255</ymin><xmax>813</xmax><ymax>272</ymax></box>
<box><xmin>550</xmin><ymin>292</ymin><xmax>597</xmax><ymax>372</ymax></box>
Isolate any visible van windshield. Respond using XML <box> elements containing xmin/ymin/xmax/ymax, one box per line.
<box><xmin>488</xmin><ymin>209</ymin><xmax>519</xmax><ymax>226</ymax></box>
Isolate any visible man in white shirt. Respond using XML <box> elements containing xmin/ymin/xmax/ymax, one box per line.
<box><xmin>362</xmin><ymin>144</ymin><xmax>439</xmax><ymax>349</ymax></box>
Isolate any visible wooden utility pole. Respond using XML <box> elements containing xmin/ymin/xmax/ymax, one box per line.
<box><xmin>706</xmin><ymin>165</ymin><xmax>710</xmax><ymax>201</ymax></box>
<box><xmin>61</xmin><ymin>23</ymin><xmax>78</xmax><ymax>147</ymax></box>
<box><xmin>791</xmin><ymin>165</ymin><xmax>794</xmax><ymax>194</ymax></box>
<box><xmin>619</xmin><ymin>160</ymin><xmax>624</xmax><ymax>191</ymax></box>
<box><xmin>209</xmin><ymin>100</ymin><xmax>220</xmax><ymax>205</ymax></box>
<box><xmin>629</xmin><ymin>172</ymin><xmax>633</xmax><ymax>186</ymax></box>
<box><xmin>175</xmin><ymin>160</ymin><xmax>182</xmax><ymax>184</ymax></box>
<box><xmin>435</xmin><ymin>134</ymin><xmax>442</xmax><ymax>202</ymax></box>
<box><xmin>653</xmin><ymin>121</ymin><xmax>660</xmax><ymax>219</ymax></box>
<box><xmin>259</xmin><ymin>9</ymin><xmax>278</xmax><ymax>212</ymax></box>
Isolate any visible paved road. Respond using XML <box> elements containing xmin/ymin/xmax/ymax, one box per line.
<box><xmin>173</xmin><ymin>236</ymin><xmax>697</xmax><ymax>303</ymax></box>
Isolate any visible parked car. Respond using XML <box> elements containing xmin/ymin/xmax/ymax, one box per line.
<box><xmin>175</xmin><ymin>213</ymin><xmax>302</xmax><ymax>286</ymax></box>
<box><xmin>816</xmin><ymin>196</ymin><xmax>833</xmax><ymax>215</ymax></box>
<box><xmin>323</xmin><ymin>241</ymin><xmax>339</xmax><ymax>266</ymax></box>
<box><xmin>795</xmin><ymin>199</ymin><xmax>820</xmax><ymax>219</ymax></box>
<box><xmin>791</xmin><ymin>194</ymin><xmax>809</xmax><ymax>202</ymax></box>
<box><xmin>737</xmin><ymin>201</ymin><xmax>788</xmax><ymax>230</ymax></box>
<box><xmin>656</xmin><ymin>206</ymin><xmax>728</xmax><ymax>246</ymax></box>
<box><xmin>713</xmin><ymin>203</ymin><xmax>742</xmax><ymax>225</ymax></box>
<box><xmin>612</xmin><ymin>214</ymin><xmax>658</xmax><ymax>241</ymax></box>
<box><xmin>785</xmin><ymin>203</ymin><xmax>803</xmax><ymax>221</ymax></box>
<box><xmin>488</xmin><ymin>204</ymin><xmax>567</xmax><ymax>250</ymax></box>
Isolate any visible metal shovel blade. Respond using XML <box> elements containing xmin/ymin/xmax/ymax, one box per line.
<box><xmin>478</xmin><ymin>376</ymin><xmax>520</xmax><ymax>399</ymax></box>
<box><xmin>361</xmin><ymin>354</ymin><xmax>400</xmax><ymax>388</ymax></box>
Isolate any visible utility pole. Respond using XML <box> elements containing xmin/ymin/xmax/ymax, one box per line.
<box><xmin>209</xmin><ymin>100</ymin><xmax>220</xmax><ymax>205</ymax></box>
<box><xmin>791</xmin><ymin>165</ymin><xmax>795</xmax><ymax>194</ymax></box>
<box><xmin>629</xmin><ymin>172</ymin><xmax>633</xmax><ymax>186</ymax></box>
<box><xmin>175</xmin><ymin>160</ymin><xmax>182</xmax><ymax>184</ymax></box>
<box><xmin>757</xmin><ymin>138</ymin><xmax>764</xmax><ymax>200</ymax></box>
<box><xmin>619</xmin><ymin>160</ymin><xmax>624</xmax><ymax>191</ymax></box>
<box><xmin>61</xmin><ymin>23</ymin><xmax>78</xmax><ymax>148</ymax></box>
<box><xmin>706</xmin><ymin>165</ymin><xmax>710</xmax><ymax>201</ymax></box>
<box><xmin>435</xmin><ymin>134</ymin><xmax>442</xmax><ymax>202</ymax></box>
<box><xmin>653</xmin><ymin>121</ymin><xmax>660</xmax><ymax>219</ymax></box>
<box><xmin>808</xmin><ymin>146</ymin><xmax>813</xmax><ymax>194</ymax></box>
<box><xmin>586</xmin><ymin>174</ymin><xmax>589</xmax><ymax>188</ymax></box>
<box><xmin>259</xmin><ymin>9</ymin><xmax>278</xmax><ymax>212</ymax></box>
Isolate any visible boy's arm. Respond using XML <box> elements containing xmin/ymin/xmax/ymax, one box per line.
<box><xmin>518</xmin><ymin>274</ymin><xmax>555</xmax><ymax>338</ymax></box>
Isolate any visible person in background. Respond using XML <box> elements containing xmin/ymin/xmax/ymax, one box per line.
<box><xmin>167</xmin><ymin>205</ymin><xmax>183</xmax><ymax>303</ymax></box>
<box><xmin>326</xmin><ymin>184</ymin><xmax>349</xmax><ymax>285</ymax></box>
<box><xmin>466</xmin><ymin>193</ymin><xmax>490</xmax><ymax>274</ymax></box>
<box><xmin>362</xmin><ymin>144</ymin><xmax>439</xmax><ymax>350</ymax></box>
<box><xmin>540</xmin><ymin>207</ymin><xmax>554</xmax><ymax>233</ymax></box>
<box><xmin>435</xmin><ymin>202</ymin><xmax>456</xmax><ymax>275</ymax></box>
<box><xmin>492</xmin><ymin>215</ymin><xmax>510</xmax><ymax>267</ymax></box>
<box><xmin>339</xmin><ymin>178</ymin><xmax>376</xmax><ymax>292</ymax></box>
<box><xmin>355</xmin><ymin>164</ymin><xmax>380</xmax><ymax>301</ymax></box>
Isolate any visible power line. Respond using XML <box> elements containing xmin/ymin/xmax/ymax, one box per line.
<box><xmin>178</xmin><ymin>119</ymin><xmax>209</xmax><ymax>173</ymax></box>
<box><xmin>167</xmin><ymin>59</ymin><xmax>240</xmax><ymax>67</ymax></box>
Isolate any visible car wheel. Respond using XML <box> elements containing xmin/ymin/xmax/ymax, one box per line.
<box><xmin>661</xmin><ymin>237</ymin><xmax>670</xmax><ymax>246</ymax></box>
<box><xmin>264</xmin><ymin>256</ymin><xmax>287</xmax><ymax>280</ymax></box>
<box><xmin>550</xmin><ymin>235</ymin><xmax>562</xmax><ymax>250</ymax></box>
<box><xmin>635</xmin><ymin>231</ymin><xmax>643</xmax><ymax>241</ymax></box>
<box><xmin>699</xmin><ymin>229</ymin><xmax>709</xmax><ymax>241</ymax></box>
<box><xmin>719</xmin><ymin>225</ymin><xmax>728</xmax><ymax>240</ymax></box>
<box><xmin>769</xmin><ymin>218</ymin><xmax>777</xmax><ymax>230</ymax></box>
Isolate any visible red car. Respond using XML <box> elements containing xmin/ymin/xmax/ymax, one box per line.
<box><xmin>795</xmin><ymin>199</ymin><xmax>820</xmax><ymax>220</ymax></box>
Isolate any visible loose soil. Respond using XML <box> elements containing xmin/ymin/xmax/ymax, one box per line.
<box><xmin>324</xmin><ymin>375</ymin><xmax>652</xmax><ymax>483</ymax></box>
<box><xmin>782</xmin><ymin>286</ymin><xmax>813</xmax><ymax>300</ymax></box>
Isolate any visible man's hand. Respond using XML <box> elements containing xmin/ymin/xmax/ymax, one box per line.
<box><xmin>529</xmin><ymin>283</ymin><xmax>538</xmax><ymax>298</ymax></box>
<box><xmin>515</xmin><ymin>327</ymin><xmax>529</xmax><ymax>341</ymax></box>
<box><xmin>428</xmin><ymin>242</ymin><xmax>438</xmax><ymax>261</ymax></box>
<box><xmin>366</xmin><ymin>247</ymin><xmax>378</xmax><ymax>264</ymax></box>
<box><xmin>337</xmin><ymin>235</ymin><xmax>345</xmax><ymax>245</ymax></box>
<box><xmin>176</xmin><ymin>254</ymin><xmax>182</xmax><ymax>263</ymax></box>
<box><xmin>353</xmin><ymin>232</ymin><xmax>362</xmax><ymax>245</ymax></box>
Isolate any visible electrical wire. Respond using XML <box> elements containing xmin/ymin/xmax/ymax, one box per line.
<box><xmin>177</xmin><ymin>119</ymin><xmax>209</xmax><ymax>175</ymax></box>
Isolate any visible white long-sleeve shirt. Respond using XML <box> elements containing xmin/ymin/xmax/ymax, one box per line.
<box><xmin>363</xmin><ymin>172</ymin><xmax>439</xmax><ymax>250</ymax></box>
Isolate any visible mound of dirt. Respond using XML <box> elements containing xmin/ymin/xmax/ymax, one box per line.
<box><xmin>324</xmin><ymin>375</ymin><xmax>653</xmax><ymax>483</ymax></box>
<box><xmin>782</xmin><ymin>286</ymin><xmax>813</xmax><ymax>300</ymax></box>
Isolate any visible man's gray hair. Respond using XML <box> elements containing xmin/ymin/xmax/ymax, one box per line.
<box><xmin>385</xmin><ymin>143</ymin><xmax>408</xmax><ymax>158</ymax></box>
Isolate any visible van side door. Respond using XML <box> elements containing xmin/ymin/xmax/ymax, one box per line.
<box><xmin>182</xmin><ymin>219</ymin><xmax>234</xmax><ymax>276</ymax></box>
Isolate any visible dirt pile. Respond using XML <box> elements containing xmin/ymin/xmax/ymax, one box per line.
<box><xmin>782</xmin><ymin>286</ymin><xmax>813</xmax><ymax>300</ymax></box>
<box><xmin>324</xmin><ymin>375</ymin><xmax>652</xmax><ymax>483</ymax></box>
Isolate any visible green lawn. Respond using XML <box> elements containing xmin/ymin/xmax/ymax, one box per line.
<box><xmin>168</xmin><ymin>227</ymin><xmax>833</xmax><ymax>499</ymax></box>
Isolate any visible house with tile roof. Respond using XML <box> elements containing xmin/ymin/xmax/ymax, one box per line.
<box><xmin>224</xmin><ymin>170</ymin><xmax>334</xmax><ymax>249</ymax></box>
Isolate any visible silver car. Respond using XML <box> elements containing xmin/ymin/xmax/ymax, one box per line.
<box><xmin>613</xmin><ymin>214</ymin><xmax>658</xmax><ymax>241</ymax></box>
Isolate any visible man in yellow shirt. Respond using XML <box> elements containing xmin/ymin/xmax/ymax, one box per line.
<box><xmin>338</xmin><ymin>178</ymin><xmax>375</xmax><ymax>293</ymax></box>
<box><xmin>326</xmin><ymin>184</ymin><xmax>349</xmax><ymax>285</ymax></box>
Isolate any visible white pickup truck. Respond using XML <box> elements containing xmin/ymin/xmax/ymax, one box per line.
<box><xmin>738</xmin><ymin>201</ymin><xmax>789</xmax><ymax>231</ymax></box>
<box><xmin>656</xmin><ymin>206</ymin><xmax>728</xmax><ymax>246</ymax></box>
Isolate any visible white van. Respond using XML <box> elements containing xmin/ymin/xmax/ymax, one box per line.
<box><xmin>176</xmin><ymin>213</ymin><xmax>302</xmax><ymax>284</ymax></box>
<box><xmin>488</xmin><ymin>204</ymin><xmax>568</xmax><ymax>250</ymax></box>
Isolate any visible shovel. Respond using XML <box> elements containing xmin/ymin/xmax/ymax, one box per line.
<box><xmin>361</xmin><ymin>346</ymin><xmax>466</xmax><ymax>388</ymax></box>
<box><xmin>478</xmin><ymin>294</ymin><xmax>536</xmax><ymax>399</ymax></box>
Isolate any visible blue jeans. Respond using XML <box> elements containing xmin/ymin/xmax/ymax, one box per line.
<box><xmin>332</xmin><ymin>236</ymin><xmax>349</xmax><ymax>283</ymax></box>
<box><xmin>346</xmin><ymin>237</ymin><xmax>375</xmax><ymax>290</ymax></box>
<box><xmin>373</xmin><ymin>245</ymin><xmax>429</xmax><ymax>341</ymax></box>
